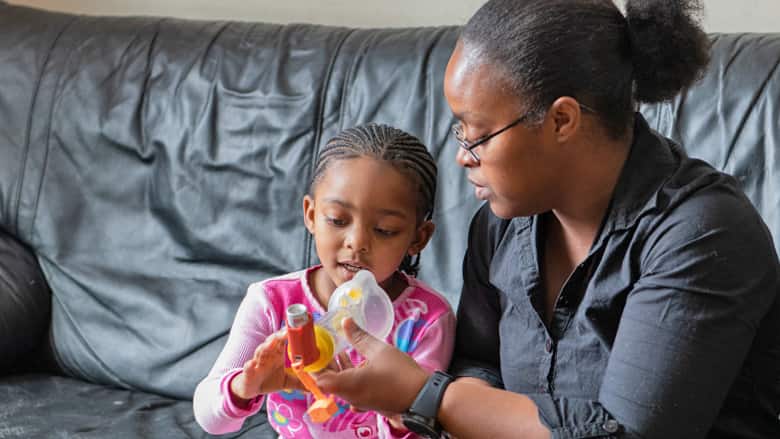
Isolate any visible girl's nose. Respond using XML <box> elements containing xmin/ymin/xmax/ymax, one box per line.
<box><xmin>345</xmin><ymin>226</ymin><xmax>370</xmax><ymax>253</ymax></box>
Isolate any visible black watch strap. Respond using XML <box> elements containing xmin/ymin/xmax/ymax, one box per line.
<box><xmin>407</xmin><ymin>370</ymin><xmax>454</xmax><ymax>423</ymax></box>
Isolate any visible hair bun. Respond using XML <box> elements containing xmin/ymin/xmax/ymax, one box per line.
<box><xmin>625</xmin><ymin>0</ymin><xmax>711</xmax><ymax>103</ymax></box>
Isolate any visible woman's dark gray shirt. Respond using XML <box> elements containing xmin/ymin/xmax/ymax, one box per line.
<box><xmin>450</xmin><ymin>115</ymin><xmax>780</xmax><ymax>438</ymax></box>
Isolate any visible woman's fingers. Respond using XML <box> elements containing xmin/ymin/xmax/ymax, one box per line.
<box><xmin>340</xmin><ymin>318</ymin><xmax>384</xmax><ymax>359</ymax></box>
<box><xmin>330</xmin><ymin>351</ymin><xmax>354</xmax><ymax>371</ymax></box>
<box><xmin>314</xmin><ymin>321</ymin><xmax>429</xmax><ymax>413</ymax></box>
<box><xmin>314</xmin><ymin>365</ymin><xmax>363</xmax><ymax>398</ymax></box>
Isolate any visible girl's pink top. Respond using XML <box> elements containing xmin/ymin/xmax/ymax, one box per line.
<box><xmin>194</xmin><ymin>266</ymin><xmax>456</xmax><ymax>438</ymax></box>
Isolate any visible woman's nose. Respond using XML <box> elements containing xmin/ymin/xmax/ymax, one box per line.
<box><xmin>455</xmin><ymin>145</ymin><xmax>477</xmax><ymax>168</ymax></box>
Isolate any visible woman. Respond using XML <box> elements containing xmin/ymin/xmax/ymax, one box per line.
<box><xmin>316</xmin><ymin>1</ymin><xmax>780</xmax><ymax>438</ymax></box>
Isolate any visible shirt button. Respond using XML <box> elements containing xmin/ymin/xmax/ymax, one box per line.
<box><xmin>603</xmin><ymin>419</ymin><xmax>620</xmax><ymax>433</ymax></box>
<box><xmin>545</xmin><ymin>339</ymin><xmax>553</xmax><ymax>353</ymax></box>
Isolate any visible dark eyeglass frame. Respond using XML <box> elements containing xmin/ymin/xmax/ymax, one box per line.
<box><xmin>452</xmin><ymin>103</ymin><xmax>597</xmax><ymax>162</ymax></box>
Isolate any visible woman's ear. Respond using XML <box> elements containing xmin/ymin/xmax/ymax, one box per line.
<box><xmin>549</xmin><ymin>96</ymin><xmax>584</xmax><ymax>142</ymax></box>
<box><xmin>408</xmin><ymin>220</ymin><xmax>436</xmax><ymax>256</ymax></box>
<box><xmin>303</xmin><ymin>194</ymin><xmax>316</xmax><ymax>234</ymax></box>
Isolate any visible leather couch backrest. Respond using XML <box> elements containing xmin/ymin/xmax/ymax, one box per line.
<box><xmin>640</xmin><ymin>34</ymin><xmax>779</xmax><ymax>253</ymax></box>
<box><xmin>0</xmin><ymin>2</ymin><xmax>777</xmax><ymax>398</ymax></box>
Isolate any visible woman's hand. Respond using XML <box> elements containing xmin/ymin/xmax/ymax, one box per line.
<box><xmin>315</xmin><ymin>317</ymin><xmax>430</xmax><ymax>413</ymax></box>
<box><xmin>230</xmin><ymin>330</ymin><xmax>303</xmax><ymax>402</ymax></box>
<box><xmin>455</xmin><ymin>376</ymin><xmax>492</xmax><ymax>387</ymax></box>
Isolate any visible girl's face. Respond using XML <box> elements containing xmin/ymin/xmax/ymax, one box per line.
<box><xmin>443</xmin><ymin>43</ymin><xmax>566</xmax><ymax>219</ymax></box>
<box><xmin>303</xmin><ymin>156</ymin><xmax>434</xmax><ymax>299</ymax></box>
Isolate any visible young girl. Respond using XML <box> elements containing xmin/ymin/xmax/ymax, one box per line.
<box><xmin>193</xmin><ymin>123</ymin><xmax>456</xmax><ymax>438</ymax></box>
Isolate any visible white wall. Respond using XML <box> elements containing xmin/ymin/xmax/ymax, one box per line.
<box><xmin>8</xmin><ymin>0</ymin><xmax>780</xmax><ymax>32</ymax></box>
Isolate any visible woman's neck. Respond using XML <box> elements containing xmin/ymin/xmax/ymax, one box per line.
<box><xmin>551</xmin><ymin>129</ymin><xmax>632</xmax><ymax>253</ymax></box>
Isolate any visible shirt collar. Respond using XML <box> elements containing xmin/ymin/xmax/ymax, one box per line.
<box><xmin>504</xmin><ymin>113</ymin><xmax>680</xmax><ymax>241</ymax></box>
<box><xmin>507</xmin><ymin>114</ymin><xmax>682</xmax><ymax>241</ymax></box>
<box><xmin>603</xmin><ymin>113</ymin><xmax>680</xmax><ymax>234</ymax></box>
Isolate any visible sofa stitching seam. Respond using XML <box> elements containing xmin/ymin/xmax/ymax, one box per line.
<box><xmin>14</xmin><ymin>15</ymin><xmax>78</xmax><ymax>240</ymax></box>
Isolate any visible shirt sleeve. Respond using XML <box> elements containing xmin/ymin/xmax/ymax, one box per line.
<box><xmin>192</xmin><ymin>282</ymin><xmax>278</xmax><ymax>434</ymax></box>
<box><xmin>449</xmin><ymin>205</ymin><xmax>506</xmax><ymax>388</ymax></box>
<box><xmin>540</xmin><ymin>189</ymin><xmax>779</xmax><ymax>438</ymax></box>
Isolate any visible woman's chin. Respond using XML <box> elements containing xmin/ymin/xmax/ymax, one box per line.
<box><xmin>488</xmin><ymin>199</ymin><xmax>531</xmax><ymax>220</ymax></box>
<box><xmin>474</xmin><ymin>185</ymin><xmax>491</xmax><ymax>200</ymax></box>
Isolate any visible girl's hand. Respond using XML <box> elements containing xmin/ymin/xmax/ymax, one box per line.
<box><xmin>230</xmin><ymin>330</ymin><xmax>303</xmax><ymax>401</ymax></box>
<box><xmin>315</xmin><ymin>318</ymin><xmax>429</xmax><ymax>413</ymax></box>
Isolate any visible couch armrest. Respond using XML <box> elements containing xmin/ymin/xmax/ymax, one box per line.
<box><xmin>0</xmin><ymin>227</ymin><xmax>52</xmax><ymax>375</ymax></box>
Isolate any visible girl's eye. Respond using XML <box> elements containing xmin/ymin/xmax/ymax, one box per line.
<box><xmin>326</xmin><ymin>216</ymin><xmax>347</xmax><ymax>226</ymax></box>
<box><xmin>374</xmin><ymin>228</ymin><xmax>398</xmax><ymax>237</ymax></box>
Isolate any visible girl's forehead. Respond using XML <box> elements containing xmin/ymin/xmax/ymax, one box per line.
<box><xmin>313</xmin><ymin>156</ymin><xmax>418</xmax><ymax>211</ymax></box>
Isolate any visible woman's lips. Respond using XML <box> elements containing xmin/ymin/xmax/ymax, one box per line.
<box><xmin>469</xmin><ymin>178</ymin><xmax>490</xmax><ymax>200</ymax></box>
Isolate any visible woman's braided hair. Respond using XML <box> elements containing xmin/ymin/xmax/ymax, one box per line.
<box><xmin>309</xmin><ymin>123</ymin><xmax>437</xmax><ymax>277</ymax></box>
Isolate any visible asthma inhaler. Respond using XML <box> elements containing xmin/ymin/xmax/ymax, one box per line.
<box><xmin>286</xmin><ymin>270</ymin><xmax>394</xmax><ymax>373</ymax></box>
<box><xmin>284</xmin><ymin>270</ymin><xmax>394</xmax><ymax>423</ymax></box>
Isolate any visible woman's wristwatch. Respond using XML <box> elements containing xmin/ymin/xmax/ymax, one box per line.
<box><xmin>401</xmin><ymin>371</ymin><xmax>454</xmax><ymax>438</ymax></box>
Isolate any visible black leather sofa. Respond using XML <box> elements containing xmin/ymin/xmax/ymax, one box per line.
<box><xmin>0</xmin><ymin>2</ymin><xmax>778</xmax><ymax>437</ymax></box>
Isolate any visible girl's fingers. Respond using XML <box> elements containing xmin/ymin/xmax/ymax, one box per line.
<box><xmin>259</xmin><ymin>347</ymin><xmax>273</xmax><ymax>363</ymax></box>
<box><xmin>255</xmin><ymin>330</ymin><xmax>288</xmax><ymax>356</ymax></box>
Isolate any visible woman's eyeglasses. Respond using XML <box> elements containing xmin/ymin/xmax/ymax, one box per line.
<box><xmin>452</xmin><ymin>103</ymin><xmax>596</xmax><ymax>163</ymax></box>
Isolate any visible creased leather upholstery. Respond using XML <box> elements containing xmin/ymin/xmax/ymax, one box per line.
<box><xmin>0</xmin><ymin>228</ymin><xmax>51</xmax><ymax>374</ymax></box>
<box><xmin>640</xmin><ymin>33</ymin><xmax>780</xmax><ymax>248</ymax></box>
<box><xmin>0</xmin><ymin>4</ymin><xmax>474</xmax><ymax>401</ymax></box>
<box><xmin>0</xmin><ymin>1</ymin><xmax>777</xmax><ymax>437</ymax></box>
